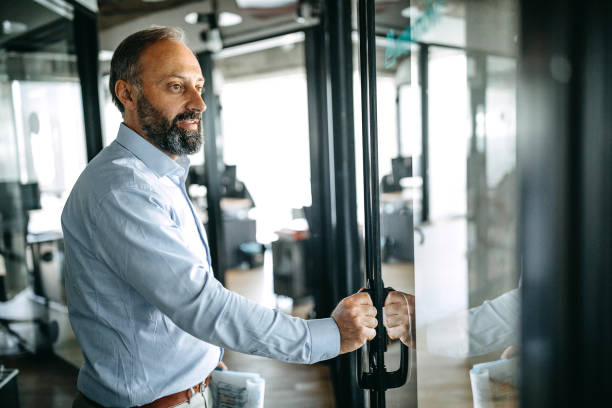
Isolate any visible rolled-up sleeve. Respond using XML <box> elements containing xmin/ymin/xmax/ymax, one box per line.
<box><xmin>91</xmin><ymin>186</ymin><xmax>340</xmax><ymax>364</ymax></box>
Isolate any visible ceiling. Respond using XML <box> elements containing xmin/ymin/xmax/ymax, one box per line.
<box><xmin>99</xmin><ymin>0</ymin><xmax>202</xmax><ymax>31</ymax></box>
<box><xmin>96</xmin><ymin>0</ymin><xmax>422</xmax><ymax>53</ymax></box>
<box><xmin>0</xmin><ymin>0</ymin><xmax>73</xmax><ymax>53</ymax></box>
<box><xmin>0</xmin><ymin>0</ymin><xmax>515</xmax><ymax>61</ymax></box>
<box><xmin>98</xmin><ymin>0</ymin><xmax>310</xmax><ymax>52</ymax></box>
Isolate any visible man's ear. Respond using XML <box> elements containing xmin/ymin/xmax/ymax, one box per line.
<box><xmin>115</xmin><ymin>80</ymin><xmax>138</xmax><ymax>112</ymax></box>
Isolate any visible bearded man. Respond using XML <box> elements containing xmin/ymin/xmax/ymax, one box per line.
<box><xmin>60</xmin><ymin>26</ymin><xmax>408</xmax><ymax>408</ymax></box>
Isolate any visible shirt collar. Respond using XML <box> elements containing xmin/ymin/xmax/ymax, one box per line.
<box><xmin>116</xmin><ymin>123</ymin><xmax>189</xmax><ymax>180</ymax></box>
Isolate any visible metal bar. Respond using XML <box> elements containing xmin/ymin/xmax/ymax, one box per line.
<box><xmin>418</xmin><ymin>44</ymin><xmax>430</xmax><ymax>223</ymax></box>
<box><xmin>197</xmin><ymin>51</ymin><xmax>226</xmax><ymax>286</ymax></box>
<box><xmin>366</xmin><ymin>0</ymin><xmax>385</xmax><ymax>405</ymax></box>
<box><xmin>321</xmin><ymin>1</ymin><xmax>363</xmax><ymax>406</ymax></box>
<box><xmin>396</xmin><ymin>88</ymin><xmax>403</xmax><ymax>157</ymax></box>
<box><xmin>304</xmin><ymin>26</ymin><xmax>335</xmax><ymax>319</ymax></box>
<box><xmin>358</xmin><ymin>0</ymin><xmax>373</xmax><ymax>300</ymax></box>
<box><xmin>578</xmin><ymin>4</ymin><xmax>612</xmax><ymax>405</ymax></box>
<box><xmin>323</xmin><ymin>0</ymin><xmax>361</xmax><ymax>306</ymax></box>
<box><xmin>357</xmin><ymin>0</ymin><xmax>386</xmax><ymax>405</ymax></box>
<box><xmin>72</xmin><ymin>3</ymin><xmax>103</xmax><ymax>161</ymax></box>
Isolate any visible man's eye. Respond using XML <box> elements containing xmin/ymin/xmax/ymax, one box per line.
<box><xmin>197</xmin><ymin>87</ymin><xmax>206</xmax><ymax>94</ymax></box>
<box><xmin>170</xmin><ymin>84</ymin><xmax>182</xmax><ymax>91</ymax></box>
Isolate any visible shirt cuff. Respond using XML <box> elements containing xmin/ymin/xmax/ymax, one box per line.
<box><xmin>307</xmin><ymin>318</ymin><xmax>341</xmax><ymax>363</ymax></box>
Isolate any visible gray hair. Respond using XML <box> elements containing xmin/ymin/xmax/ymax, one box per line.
<box><xmin>109</xmin><ymin>26</ymin><xmax>185</xmax><ymax>114</ymax></box>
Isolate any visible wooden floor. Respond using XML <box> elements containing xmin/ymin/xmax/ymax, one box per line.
<box><xmin>2</xmin><ymin>352</ymin><xmax>79</xmax><ymax>407</ymax></box>
<box><xmin>224</xmin><ymin>252</ymin><xmax>336</xmax><ymax>407</ymax></box>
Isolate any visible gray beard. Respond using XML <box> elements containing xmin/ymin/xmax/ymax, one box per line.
<box><xmin>136</xmin><ymin>94</ymin><xmax>203</xmax><ymax>156</ymax></box>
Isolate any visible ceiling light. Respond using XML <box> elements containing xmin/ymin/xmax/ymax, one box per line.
<box><xmin>98</xmin><ymin>50</ymin><xmax>114</xmax><ymax>61</ymax></box>
<box><xmin>218</xmin><ymin>12</ymin><xmax>242</xmax><ymax>27</ymax></box>
<box><xmin>400</xmin><ymin>6</ymin><xmax>421</xmax><ymax>19</ymax></box>
<box><xmin>187</xmin><ymin>12</ymin><xmax>242</xmax><ymax>27</ymax></box>
<box><xmin>2</xmin><ymin>20</ymin><xmax>27</xmax><ymax>35</ymax></box>
<box><xmin>185</xmin><ymin>12</ymin><xmax>199</xmax><ymax>25</ymax></box>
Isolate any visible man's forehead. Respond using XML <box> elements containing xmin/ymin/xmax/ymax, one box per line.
<box><xmin>165</xmin><ymin>73</ymin><xmax>205</xmax><ymax>83</ymax></box>
<box><xmin>139</xmin><ymin>40</ymin><xmax>203</xmax><ymax>79</ymax></box>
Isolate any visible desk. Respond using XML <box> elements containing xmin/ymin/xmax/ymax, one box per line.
<box><xmin>27</xmin><ymin>231</ymin><xmax>64</xmax><ymax>304</ymax></box>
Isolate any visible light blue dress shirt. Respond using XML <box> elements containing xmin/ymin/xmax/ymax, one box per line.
<box><xmin>61</xmin><ymin>124</ymin><xmax>340</xmax><ymax>407</ymax></box>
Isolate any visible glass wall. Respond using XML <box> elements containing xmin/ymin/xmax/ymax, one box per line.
<box><xmin>0</xmin><ymin>1</ymin><xmax>87</xmax><ymax>304</ymax></box>
<box><xmin>214</xmin><ymin>36</ymin><xmax>313</xmax><ymax>315</ymax></box>
<box><xmin>360</xmin><ymin>0</ymin><xmax>520</xmax><ymax>406</ymax></box>
<box><xmin>221</xmin><ymin>66</ymin><xmax>311</xmax><ymax>244</ymax></box>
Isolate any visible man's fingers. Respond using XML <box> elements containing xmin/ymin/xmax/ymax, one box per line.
<box><xmin>387</xmin><ymin>325</ymin><xmax>409</xmax><ymax>340</ymax></box>
<box><xmin>351</xmin><ymin>291</ymin><xmax>373</xmax><ymax>305</ymax></box>
<box><xmin>384</xmin><ymin>314</ymin><xmax>406</xmax><ymax>328</ymax></box>
<box><xmin>335</xmin><ymin>290</ymin><xmax>415</xmax><ymax>353</ymax></box>
<box><xmin>359</xmin><ymin>305</ymin><xmax>377</xmax><ymax>317</ymax></box>
<box><xmin>384</xmin><ymin>290</ymin><xmax>402</xmax><ymax>306</ymax></box>
<box><xmin>361</xmin><ymin>316</ymin><xmax>378</xmax><ymax>329</ymax></box>
<box><xmin>384</xmin><ymin>302</ymin><xmax>408</xmax><ymax>316</ymax></box>
<box><xmin>364</xmin><ymin>327</ymin><xmax>377</xmax><ymax>341</ymax></box>
<box><xmin>384</xmin><ymin>291</ymin><xmax>414</xmax><ymax>307</ymax></box>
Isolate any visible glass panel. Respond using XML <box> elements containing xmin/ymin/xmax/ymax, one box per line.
<box><xmin>200</xmin><ymin>35</ymin><xmax>313</xmax><ymax>313</ymax></box>
<box><xmin>414</xmin><ymin>8</ymin><xmax>519</xmax><ymax>408</ymax></box>
<box><xmin>221</xmin><ymin>68</ymin><xmax>311</xmax><ymax>245</ymax></box>
<box><xmin>372</xmin><ymin>0</ymin><xmax>519</xmax><ymax>406</ymax></box>
<box><xmin>207</xmin><ymin>36</ymin><xmax>336</xmax><ymax>407</ymax></box>
<box><xmin>0</xmin><ymin>0</ymin><xmax>87</xmax><ymax>304</ymax></box>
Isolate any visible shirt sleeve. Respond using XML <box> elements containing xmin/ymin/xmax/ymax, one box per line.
<box><xmin>91</xmin><ymin>186</ymin><xmax>340</xmax><ymax>364</ymax></box>
<box><xmin>426</xmin><ymin>288</ymin><xmax>520</xmax><ymax>357</ymax></box>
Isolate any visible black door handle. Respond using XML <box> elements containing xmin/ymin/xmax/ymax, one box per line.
<box><xmin>356</xmin><ymin>287</ymin><xmax>412</xmax><ymax>391</ymax></box>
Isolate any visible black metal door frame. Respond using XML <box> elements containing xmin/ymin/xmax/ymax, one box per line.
<box><xmin>71</xmin><ymin>1</ymin><xmax>104</xmax><ymax>161</ymax></box>
<box><xmin>519</xmin><ymin>0</ymin><xmax>612</xmax><ymax>406</ymax></box>
<box><xmin>196</xmin><ymin>51</ymin><xmax>227</xmax><ymax>285</ymax></box>
<box><xmin>304</xmin><ymin>1</ymin><xmax>364</xmax><ymax>406</ymax></box>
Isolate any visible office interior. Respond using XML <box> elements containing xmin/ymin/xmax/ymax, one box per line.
<box><xmin>0</xmin><ymin>0</ymin><xmax>610</xmax><ymax>407</ymax></box>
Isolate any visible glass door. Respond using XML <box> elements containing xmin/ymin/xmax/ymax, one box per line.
<box><xmin>365</xmin><ymin>0</ymin><xmax>520</xmax><ymax>406</ymax></box>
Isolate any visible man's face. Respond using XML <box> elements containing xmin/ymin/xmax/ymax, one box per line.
<box><xmin>136</xmin><ymin>91</ymin><xmax>202</xmax><ymax>156</ymax></box>
<box><xmin>133</xmin><ymin>40</ymin><xmax>206</xmax><ymax>156</ymax></box>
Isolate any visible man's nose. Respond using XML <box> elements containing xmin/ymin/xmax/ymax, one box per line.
<box><xmin>187</xmin><ymin>87</ymin><xmax>206</xmax><ymax>113</ymax></box>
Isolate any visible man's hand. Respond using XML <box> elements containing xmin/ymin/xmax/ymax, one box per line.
<box><xmin>384</xmin><ymin>290</ymin><xmax>415</xmax><ymax>348</ymax></box>
<box><xmin>501</xmin><ymin>345</ymin><xmax>517</xmax><ymax>359</ymax></box>
<box><xmin>331</xmin><ymin>292</ymin><xmax>378</xmax><ymax>354</ymax></box>
<box><xmin>216</xmin><ymin>361</ymin><xmax>228</xmax><ymax>370</ymax></box>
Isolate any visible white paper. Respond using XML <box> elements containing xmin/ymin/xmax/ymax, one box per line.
<box><xmin>470</xmin><ymin>357</ymin><xmax>520</xmax><ymax>408</ymax></box>
<box><xmin>210</xmin><ymin>369</ymin><xmax>265</xmax><ymax>408</ymax></box>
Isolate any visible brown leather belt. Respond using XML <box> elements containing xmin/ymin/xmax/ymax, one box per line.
<box><xmin>137</xmin><ymin>376</ymin><xmax>211</xmax><ymax>408</ymax></box>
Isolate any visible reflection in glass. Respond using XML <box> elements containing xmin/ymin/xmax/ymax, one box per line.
<box><xmin>412</xmin><ymin>4</ymin><xmax>520</xmax><ymax>406</ymax></box>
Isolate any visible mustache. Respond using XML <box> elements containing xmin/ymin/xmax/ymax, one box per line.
<box><xmin>172</xmin><ymin>111</ymin><xmax>202</xmax><ymax>124</ymax></box>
